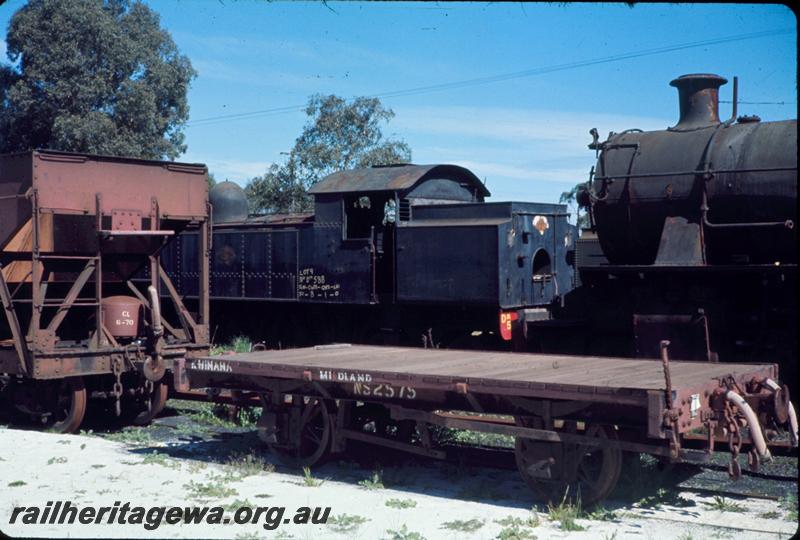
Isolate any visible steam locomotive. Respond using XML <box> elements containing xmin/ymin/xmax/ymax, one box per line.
<box><xmin>163</xmin><ymin>73</ymin><xmax>796</xmax><ymax>385</ymax></box>
<box><xmin>571</xmin><ymin>73</ymin><xmax>797</xmax><ymax>385</ymax></box>
<box><xmin>163</xmin><ymin>164</ymin><xmax>576</xmax><ymax>349</ymax></box>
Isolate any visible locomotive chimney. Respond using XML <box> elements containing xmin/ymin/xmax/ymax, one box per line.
<box><xmin>669</xmin><ymin>73</ymin><xmax>727</xmax><ymax>130</ymax></box>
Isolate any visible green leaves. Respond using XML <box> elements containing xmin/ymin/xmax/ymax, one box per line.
<box><xmin>246</xmin><ymin>94</ymin><xmax>411</xmax><ymax>214</ymax></box>
<box><xmin>0</xmin><ymin>0</ymin><xmax>195</xmax><ymax>160</ymax></box>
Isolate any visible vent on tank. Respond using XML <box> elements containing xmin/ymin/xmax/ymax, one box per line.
<box><xmin>669</xmin><ymin>73</ymin><xmax>727</xmax><ymax>130</ymax></box>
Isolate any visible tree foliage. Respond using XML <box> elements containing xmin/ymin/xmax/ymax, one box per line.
<box><xmin>559</xmin><ymin>182</ymin><xmax>591</xmax><ymax>229</ymax></box>
<box><xmin>246</xmin><ymin>94</ymin><xmax>411</xmax><ymax>214</ymax></box>
<box><xmin>0</xmin><ymin>0</ymin><xmax>195</xmax><ymax>159</ymax></box>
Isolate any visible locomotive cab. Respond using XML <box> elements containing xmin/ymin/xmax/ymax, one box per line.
<box><xmin>308</xmin><ymin>164</ymin><xmax>489</xmax><ymax>303</ymax></box>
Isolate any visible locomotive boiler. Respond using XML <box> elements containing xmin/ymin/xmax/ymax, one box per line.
<box><xmin>573</xmin><ymin>73</ymin><xmax>797</xmax><ymax>386</ymax></box>
<box><xmin>584</xmin><ymin>73</ymin><xmax>796</xmax><ymax>267</ymax></box>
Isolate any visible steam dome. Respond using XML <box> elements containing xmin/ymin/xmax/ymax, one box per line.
<box><xmin>210</xmin><ymin>181</ymin><xmax>249</xmax><ymax>223</ymax></box>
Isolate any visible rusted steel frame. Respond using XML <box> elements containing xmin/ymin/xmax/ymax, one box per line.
<box><xmin>505</xmin><ymin>396</ymin><xmax>591</xmax><ymax>417</ymax></box>
<box><xmin>98</xmin><ymin>230</ymin><xmax>175</xmax><ymax>238</ymax></box>
<box><xmin>15</xmin><ymin>300</ymin><xmax>100</xmax><ymax>306</ymax></box>
<box><xmin>660</xmin><ymin>341</ymin><xmax>683</xmax><ymax>459</ymax></box>
<box><xmin>337</xmin><ymin>427</ymin><xmax>447</xmax><ymax>459</ymax></box>
<box><xmin>101</xmin><ymin>324</ymin><xmax>120</xmax><ymax>348</ymax></box>
<box><xmin>124</xmin><ymin>280</ymin><xmax>185</xmax><ymax>339</ymax></box>
<box><xmin>592</xmin><ymin>166</ymin><xmax>796</xmax><ymax>181</ymax></box>
<box><xmin>28</xmin><ymin>189</ymin><xmax>42</xmax><ymax>337</ymax></box>
<box><xmin>0</xmin><ymin>193</ymin><xmax>30</xmax><ymax>201</ymax></box>
<box><xmin>9</xmin><ymin>271</ymin><xmax>32</xmax><ymax>298</ymax></box>
<box><xmin>149</xmin><ymin>197</ymin><xmax>161</xmax><ymax>304</ymax></box>
<box><xmin>0</xmin><ymin>267</ymin><xmax>30</xmax><ymax>374</ymax></box>
<box><xmin>95</xmin><ymin>223</ymin><xmax>104</xmax><ymax>346</ymax></box>
<box><xmin>389</xmin><ymin>406</ymin><xmax>672</xmax><ymax>457</ymax></box>
<box><xmin>185</xmin><ymin>360</ymin><xmax>648</xmax><ymax>406</ymax></box>
<box><xmin>199</xmin><ymin>207</ymin><xmax>210</xmax><ymax>329</ymax></box>
<box><xmin>44</xmin><ymin>259</ymin><xmax>97</xmax><ymax>334</ymax></box>
<box><xmin>94</xmin><ymin>194</ymin><xmax>103</xmax><ymax>348</ymax></box>
<box><xmin>31</xmin><ymin>354</ymin><xmax>111</xmax><ymax>379</ymax></box>
<box><xmin>158</xmin><ymin>265</ymin><xmax>198</xmax><ymax>340</ymax></box>
<box><xmin>682</xmin><ymin>430</ymin><xmax>796</xmax><ymax>450</ymax></box>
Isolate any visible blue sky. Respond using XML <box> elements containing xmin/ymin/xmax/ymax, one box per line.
<box><xmin>0</xmin><ymin>1</ymin><xmax>796</xmax><ymax>206</ymax></box>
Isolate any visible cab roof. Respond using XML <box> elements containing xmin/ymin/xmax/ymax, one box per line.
<box><xmin>309</xmin><ymin>164</ymin><xmax>490</xmax><ymax>198</ymax></box>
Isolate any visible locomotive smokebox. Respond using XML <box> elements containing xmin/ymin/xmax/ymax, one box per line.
<box><xmin>670</xmin><ymin>73</ymin><xmax>727</xmax><ymax>130</ymax></box>
<box><xmin>102</xmin><ymin>296</ymin><xmax>143</xmax><ymax>338</ymax></box>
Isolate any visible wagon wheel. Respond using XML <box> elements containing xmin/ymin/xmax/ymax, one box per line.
<box><xmin>568</xmin><ymin>423</ymin><xmax>623</xmax><ymax>504</ymax></box>
<box><xmin>127</xmin><ymin>381</ymin><xmax>169</xmax><ymax>426</ymax></box>
<box><xmin>12</xmin><ymin>377</ymin><xmax>87</xmax><ymax>434</ymax></box>
<box><xmin>268</xmin><ymin>398</ymin><xmax>332</xmax><ymax>468</ymax></box>
<box><xmin>515</xmin><ymin>419</ymin><xmax>622</xmax><ymax>505</ymax></box>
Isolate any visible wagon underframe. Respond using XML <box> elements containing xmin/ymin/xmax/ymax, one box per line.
<box><xmin>179</xmin><ymin>343</ymin><xmax>795</xmax><ymax>504</ymax></box>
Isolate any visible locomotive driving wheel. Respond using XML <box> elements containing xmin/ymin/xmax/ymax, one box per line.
<box><xmin>11</xmin><ymin>377</ymin><xmax>87</xmax><ymax>434</ymax></box>
<box><xmin>268</xmin><ymin>397</ymin><xmax>332</xmax><ymax>467</ymax></box>
<box><xmin>514</xmin><ymin>418</ymin><xmax>622</xmax><ymax>505</ymax></box>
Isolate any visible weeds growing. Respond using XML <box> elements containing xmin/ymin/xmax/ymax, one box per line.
<box><xmin>547</xmin><ymin>492</ymin><xmax>585</xmax><ymax>532</ymax></box>
<box><xmin>385</xmin><ymin>498</ymin><xmax>417</xmax><ymax>509</ymax></box>
<box><xmin>225</xmin><ymin>451</ymin><xmax>274</xmax><ymax>477</ymax></box>
<box><xmin>301</xmin><ymin>466</ymin><xmax>323</xmax><ymax>487</ymax></box>
<box><xmin>440</xmin><ymin>518</ymin><xmax>484</xmax><ymax>532</ymax></box>
<box><xmin>358</xmin><ymin>470</ymin><xmax>385</xmax><ymax>490</ymax></box>
<box><xmin>385</xmin><ymin>524</ymin><xmax>427</xmax><ymax>540</ymax></box>
<box><xmin>327</xmin><ymin>513</ymin><xmax>369</xmax><ymax>533</ymax></box>
<box><xmin>703</xmin><ymin>495</ymin><xmax>746</xmax><ymax>513</ymax></box>
<box><xmin>183</xmin><ymin>479</ymin><xmax>238</xmax><ymax>501</ymax></box>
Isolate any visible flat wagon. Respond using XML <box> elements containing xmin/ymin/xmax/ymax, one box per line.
<box><xmin>178</xmin><ymin>342</ymin><xmax>797</xmax><ymax>504</ymax></box>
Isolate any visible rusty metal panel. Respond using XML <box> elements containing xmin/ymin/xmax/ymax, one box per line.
<box><xmin>309</xmin><ymin>164</ymin><xmax>489</xmax><ymax>198</ymax></box>
<box><xmin>30</xmin><ymin>150</ymin><xmax>207</xmax><ymax>220</ymax></box>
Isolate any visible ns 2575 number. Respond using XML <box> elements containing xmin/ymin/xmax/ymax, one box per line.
<box><xmin>352</xmin><ymin>382</ymin><xmax>417</xmax><ymax>400</ymax></box>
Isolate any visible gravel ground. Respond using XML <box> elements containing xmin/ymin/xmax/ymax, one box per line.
<box><xmin>0</xmin><ymin>404</ymin><xmax>797</xmax><ymax>540</ymax></box>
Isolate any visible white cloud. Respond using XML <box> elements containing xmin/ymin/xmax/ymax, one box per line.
<box><xmin>388</xmin><ymin>104</ymin><xmax>675</xmax><ymax>200</ymax></box>
<box><xmin>177</xmin><ymin>30</ymin><xmax>410</xmax><ymax>76</ymax></box>
<box><xmin>172</xmin><ymin>32</ymin><xmax>321</xmax><ymax>62</ymax></box>
<box><xmin>192</xmin><ymin>58</ymin><xmax>327</xmax><ymax>92</ymax></box>
<box><xmin>451</xmin><ymin>160</ymin><xmax>589</xmax><ymax>184</ymax></box>
<box><xmin>393</xmin><ymin>105</ymin><xmax>671</xmax><ymax>159</ymax></box>
<box><xmin>183</xmin><ymin>155</ymin><xmax>273</xmax><ymax>185</ymax></box>
<box><xmin>397</xmin><ymin>106</ymin><xmax>671</xmax><ymax>137</ymax></box>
